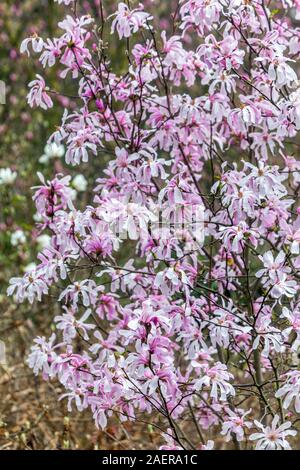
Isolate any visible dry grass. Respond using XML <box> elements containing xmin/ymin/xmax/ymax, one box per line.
<box><xmin>0</xmin><ymin>299</ymin><xmax>163</xmax><ymax>450</ymax></box>
<box><xmin>0</xmin><ymin>299</ymin><xmax>265</xmax><ymax>451</ymax></box>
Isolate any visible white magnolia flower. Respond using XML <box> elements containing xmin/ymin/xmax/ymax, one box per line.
<box><xmin>39</xmin><ymin>142</ymin><xmax>65</xmax><ymax>164</ymax></box>
<box><xmin>270</xmin><ymin>271</ymin><xmax>298</xmax><ymax>299</ymax></box>
<box><xmin>36</xmin><ymin>234</ymin><xmax>51</xmax><ymax>249</ymax></box>
<box><xmin>221</xmin><ymin>409</ymin><xmax>252</xmax><ymax>442</ymax></box>
<box><xmin>33</xmin><ymin>212</ymin><xmax>43</xmax><ymax>222</ymax></box>
<box><xmin>249</xmin><ymin>415</ymin><xmax>297</xmax><ymax>450</ymax></box>
<box><xmin>54</xmin><ymin>308</ymin><xmax>95</xmax><ymax>343</ymax></box>
<box><xmin>275</xmin><ymin>371</ymin><xmax>300</xmax><ymax>413</ymax></box>
<box><xmin>11</xmin><ymin>229</ymin><xmax>26</xmax><ymax>246</ymax></box>
<box><xmin>54</xmin><ymin>0</ymin><xmax>73</xmax><ymax>5</ymax></box>
<box><xmin>200</xmin><ymin>440</ymin><xmax>214</xmax><ymax>450</ymax></box>
<box><xmin>24</xmin><ymin>262</ymin><xmax>37</xmax><ymax>273</ymax></box>
<box><xmin>70</xmin><ymin>188</ymin><xmax>77</xmax><ymax>200</ymax></box>
<box><xmin>0</xmin><ymin>168</ymin><xmax>17</xmax><ymax>185</ymax></box>
<box><xmin>192</xmin><ymin>362</ymin><xmax>235</xmax><ymax>401</ymax></box>
<box><xmin>72</xmin><ymin>174</ymin><xmax>88</xmax><ymax>192</ymax></box>
<box><xmin>256</xmin><ymin>251</ymin><xmax>288</xmax><ymax>280</ymax></box>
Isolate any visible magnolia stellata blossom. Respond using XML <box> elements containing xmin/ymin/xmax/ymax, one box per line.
<box><xmin>10</xmin><ymin>0</ymin><xmax>300</xmax><ymax>450</ymax></box>
<box><xmin>275</xmin><ymin>370</ymin><xmax>300</xmax><ymax>413</ymax></box>
<box><xmin>0</xmin><ymin>168</ymin><xmax>17</xmax><ymax>185</ymax></box>
<box><xmin>109</xmin><ymin>3</ymin><xmax>153</xmax><ymax>39</ymax></box>
<box><xmin>249</xmin><ymin>416</ymin><xmax>296</xmax><ymax>450</ymax></box>
<box><xmin>221</xmin><ymin>409</ymin><xmax>252</xmax><ymax>442</ymax></box>
<box><xmin>27</xmin><ymin>74</ymin><xmax>53</xmax><ymax>110</ymax></box>
<box><xmin>39</xmin><ymin>142</ymin><xmax>65</xmax><ymax>164</ymax></box>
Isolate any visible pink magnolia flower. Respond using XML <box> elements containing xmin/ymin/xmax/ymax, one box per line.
<box><xmin>268</xmin><ymin>56</ymin><xmax>297</xmax><ymax>88</ymax></box>
<box><xmin>253</xmin><ymin>315</ymin><xmax>283</xmax><ymax>358</ymax></box>
<box><xmin>275</xmin><ymin>370</ymin><xmax>300</xmax><ymax>414</ymax></box>
<box><xmin>33</xmin><ymin>172</ymin><xmax>74</xmax><ymax>218</ymax></box>
<box><xmin>7</xmin><ymin>270</ymin><xmax>49</xmax><ymax>304</ymax></box>
<box><xmin>160</xmin><ymin>429</ymin><xmax>183</xmax><ymax>450</ymax></box>
<box><xmin>39</xmin><ymin>38</ymin><xmax>62</xmax><ymax>68</ymax></box>
<box><xmin>27</xmin><ymin>74</ymin><xmax>53</xmax><ymax>110</ymax></box>
<box><xmin>192</xmin><ymin>362</ymin><xmax>235</xmax><ymax>401</ymax></box>
<box><xmin>154</xmin><ymin>265</ymin><xmax>189</xmax><ymax>296</ymax></box>
<box><xmin>55</xmin><ymin>308</ymin><xmax>95</xmax><ymax>342</ymax></box>
<box><xmin>161</xmin><ymin>32</ymin><xmax>187</xmax><ymax>68</ymax></box>
<box><xmin>27</xmin><ymin>334</ymin><xmax>59</xmax><ymax>376</ymax></box>
<box><xmin>58</xmin><ymin>280</ymin><xmax>101</xmax><ymax>309</ymax></box>
<box><xmin>256</xmin><ymin>251</ymin><xmax>289</xmax><ymax>281</ymax></box>
<box><xmin>269</xmin><ymin>271</ymin><xmax>298</xmax><ymax>299</ymax></box>
<box><xmin>219</xmin><ymin>222</ymin><xmax>258</xmax><ymax>254</ymax></box>
<box><xmin>20</xmin><ymin>35</ymin><xmax>44</xmax><ymax>56</ymax></box>
<box><xmin>198</xmin><ymin>440</ymin><xmax>214</xmax><ymax>450</ymax></box>
<box><xmin>281</xmin><ymin>306</ymin><xmax>300</xmax><ymax>350</ymax></box>
<box><xmin>249</xmin><ymin>415</ymin><xmax>297</xmax><ymax>450</ymax></box>
<box><xmin>110</xmin><ymin>3</ymin><xmax>152</xmax><ymax>39</ymax></box>
<box><xmin>96</xmin><ymin>293</ymin><xmax>120</xmax><ymax>321</ymax></box>
<box><xmin>221</xmin><ymin>409</ymin><xmax>252</xmax><ymax>442</ymax></box>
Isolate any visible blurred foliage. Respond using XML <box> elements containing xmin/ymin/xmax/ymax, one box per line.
<box><xmin>0</xmin><ymin>1</ymin><xmax>62</xmax><ymax>286</ymax></box>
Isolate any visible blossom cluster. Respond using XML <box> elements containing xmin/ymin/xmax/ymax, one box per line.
<box><xmin>9</xmin><ymin>0</ymin><xmax>300</xmax><ymax>450</ymax></box>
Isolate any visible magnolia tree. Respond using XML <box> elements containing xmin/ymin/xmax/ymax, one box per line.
<box><xmin>8</xmin><ymin>0</ymin><xmax>300</xmax><ymax>450</ymax></box>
